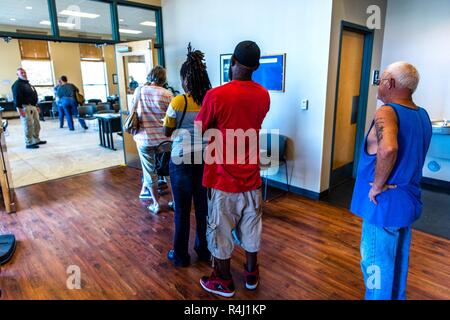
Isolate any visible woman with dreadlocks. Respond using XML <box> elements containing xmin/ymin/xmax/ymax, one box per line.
<box><xmin>163</xmin><ymin>44</ymin><xmax>212</xmax><ymax>267</ymax></box>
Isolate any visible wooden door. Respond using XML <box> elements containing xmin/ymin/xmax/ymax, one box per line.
<box><xmin>332</xmin><ymin>30</ymin><xmax>365</xmax><ymax>184</ymax></box>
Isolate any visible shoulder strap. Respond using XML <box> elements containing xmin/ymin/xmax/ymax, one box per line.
<box><xmin>177</xmin><ymin>94</ymin><xmax>188</xmax><ymax>129</ymax></box>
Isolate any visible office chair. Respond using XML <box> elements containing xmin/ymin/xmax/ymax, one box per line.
<box><xmin>87</xmin><ymin>99</ymin><xmax>102</xmax><ymax>105</ymax></box>
<box><xmin>260</xmin><ymin>133</ymin><xmax>289</xmax><ymax>202</ymax></box>
<box><xmin>78</xmin><ymin>104</ymin><xmax>97</xmax><ymax>129</ymax></box>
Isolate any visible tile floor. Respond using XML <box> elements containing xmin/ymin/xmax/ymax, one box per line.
<box><xmin>4</xmin><ymin>117</ymin><xmax>125</xmax><ymax>188</ymax></box>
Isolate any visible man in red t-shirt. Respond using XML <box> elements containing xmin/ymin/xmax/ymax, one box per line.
<box><xmin>196</xmin><ymin>41</ymin><xmax>270</xmax><ymax>298</ymax></box>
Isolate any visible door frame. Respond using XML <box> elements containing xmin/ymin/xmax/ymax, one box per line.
<box><xmin>329</xmin><ymin>21</ymin><xmax>374</xmax><ymax>188</ymax></box>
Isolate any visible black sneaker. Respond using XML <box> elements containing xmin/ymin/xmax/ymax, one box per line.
<box><xmin>195</xmin><ymin>249</ymin><xmax>211</xmax><ymax>262</ymax></box>
<box><xmin>37</xmin><ymin>140</ymin><xmax>47</xmax><ymax>145</ymax></box>
<box><xmin>167</xmin><ymin>249</ymin><xmax>190</xmax><ymax>267</ymax></box>
<box><xmin>26</xmin><ymin>144</ymin><xmax>39</xmax><ymax>149</ymax></box>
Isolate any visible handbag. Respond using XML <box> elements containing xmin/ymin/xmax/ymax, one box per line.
<box><xmin>75</xmin><ymin>91</ymin><xmax>85</xmax><ymax>105</ymax></box>
<box><xmin>123</xmin><ymin>87</ymin><xmax>142</xmax><ymax>135</ymax></box>
<box><xmin>123</xmin><ymin>110</ymin><xmax>140</xmax><ymax>135</ymax></box>
<box><xmin>153</xmin><ymin>95</ymin><xmax>188</xmax><ymax>176</ymax></box>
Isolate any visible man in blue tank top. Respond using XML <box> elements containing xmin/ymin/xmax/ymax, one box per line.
<box><xmin>351</xmin><ymin>62</ymin><xmax>432</xmax><ymax>300</ymax></box>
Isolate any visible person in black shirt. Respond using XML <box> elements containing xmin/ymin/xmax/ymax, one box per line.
<box><xmin>11</xmin><ymin>67</ymin><xmax>47</xmax><ymax>149</ymax></box>
<box><xmin>56</xmin><ymin>76</ymin><xmax>88</xmax><ymax>131</ymax></box>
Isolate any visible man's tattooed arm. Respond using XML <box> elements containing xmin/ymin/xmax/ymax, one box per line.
<box><xmin>375</xmin><ymin>118</ymin><xmax>385</xmax><ymax>143</ymax></box>
<box><xmin>371</xmin><ymin>106</ymin><xmax>399</xmax><ymax>191</ymax></box>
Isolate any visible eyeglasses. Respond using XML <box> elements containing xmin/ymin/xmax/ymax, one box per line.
<box><xmin>375</xmin><ymin>78</ymin><xmax>395</xmax><ymax>87</ymax></box>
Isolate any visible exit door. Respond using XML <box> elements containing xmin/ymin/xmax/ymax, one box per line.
<box><xmin>330</xmin><ymin>26</ymin><xmax>373</xmax><ymax>188</ymax></box>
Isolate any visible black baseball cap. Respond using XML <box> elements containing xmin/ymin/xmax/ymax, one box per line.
<box><xmin>233</xmin><ymin>41</ymin><xmax>261</xmax><ymax>68</ymax></box>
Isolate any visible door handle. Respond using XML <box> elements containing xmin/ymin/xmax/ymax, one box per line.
<box><xmin>351</xmin><ymin>95</ymin><xmax>360</xmax><ymax>124</ymax></box>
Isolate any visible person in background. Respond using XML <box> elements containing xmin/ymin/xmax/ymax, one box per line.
<box><xmin>129</xmin><ymin>76</ymin><xmax>139</xmax><ymax>93</ymax></box>
<box><xmin>53</xmin><ymin>78</ymin><xmax>64</xmax><ymax>128</ymax></box>
<box><xmin>56</xmin><ymin>76</ymin><xmax>88</xmax><ymax>131</ymax></box>
<box><xmin>196</xmin><ymin>41</ymin><xmax>270</xmax><ymax>298</ymax></box>
<box><xmin>11</xmin><ymin>67</ymin><xmax>47</xmax><ymax>149</ymax></box>
<box><xmin>163</xmin><ymin>44</ymin><xmax>212</xmax><ymax>267</ymax></box>
<box><xmin>133</xmin><ymin>66</ymin><xmax>173</xmax><ymax>214</ymax></box>
<box><xmin>351</xmin><ymin>62</ymin><xmax>432</xmax><ymax>300</ymax></box>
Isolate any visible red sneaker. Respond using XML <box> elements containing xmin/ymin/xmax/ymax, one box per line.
<box><xmin>200</xmin><ymin>270</ymin><xmax>235</xmax><ymax>298</ymax></box>
<box><xmin>244</xmin><ymin>264</ymin><xmax>259</xmax><ymax>290</ymax></box>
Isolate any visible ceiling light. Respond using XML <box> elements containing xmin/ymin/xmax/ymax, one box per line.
<box><xmin>119</xmin><ymin>28</ymin><xmax>142</xmax><ymax>34</ymax></box>
<box><xmin>140</xmin><ymin>21</ymin><xmax>156</xmax><ymax>27</ymax></box>
<box><xmin>119</xmin><ymin>19</ymin><xmax>124</xmax><ymax>22</ymax></box>
<box><xmin>40</xmin><ymin>20</ymin><xmax>76</xmax><ymax>28</ymax></box>
<box><xmin>25</xmin><ymin>6</ymin><xmax>33</xmax><ymax>10</ymax></box>
<box><xmin>10</xmin><ymin>18</ymin><xmax>16</xmax><ymax>21</ymax></box>
<box><xmin>59</xmin><ymin>9</ymin><xmax>99</xmax><ymax>19</ymax></box>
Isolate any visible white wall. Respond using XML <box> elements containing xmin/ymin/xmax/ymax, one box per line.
<box><xmin>162</xmin><ymin>0</ymin><xmax>334</xmax><ymax>194</ymax></box>
<box><xmin>381</xmin><ymin>0</ymin><xmax>450</xmax><ymax>120</ymax></box>
<box><xmin>0</xmin><ymin>39</ymin><xmax>22</xmax><ymax>100</ymax></box>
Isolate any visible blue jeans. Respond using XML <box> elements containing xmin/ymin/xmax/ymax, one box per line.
<box><xmin>360</xmin><ymin>221</ymin><xmax>412</xmax><ymax>300</ymax></box>
<box><xmin>169</xmin><ymin>157</ymin><xmax>209</xmax><ymax>265</ymax></box>
<box><xmin>60</xmin><ymin>97</ymin><xmax>87</xmax><ymax>130</ymax></box>
<box><xmin>57</xmin><ymin>101</ymin><xmax>65</xmax><ymax>128</ymax></box>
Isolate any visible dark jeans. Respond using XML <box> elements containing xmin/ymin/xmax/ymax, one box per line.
<box><xmin>60</xmin><ymin>97</ymin><xmax>87</xmax><ymax>130</ymax></box>
<box><xmin>169</xmin><ymin>157</ymin><xmax>209</xmax><ymax>265</ymax></box>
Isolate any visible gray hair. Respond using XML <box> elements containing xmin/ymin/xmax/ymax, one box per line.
<box><xmin>385</xmin><ymin>61</ymin><xmax>420</xmax><ymax>93</ymax></box>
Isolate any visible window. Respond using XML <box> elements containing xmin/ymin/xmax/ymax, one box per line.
<box><xmin>127</xmin><ymin>56</ymin><xmax>147</xmax><ymax>86</ymax></box>
<box><xmin>118</xmin><ymin>5</ymin><xmax>157</xmax><ymax>42</ymax></box>
<box><xmin>55</xmin><ymin>0</ymin><xmax>113</xmax><ymax>40</ymax></box>
<box><xmin>0</xmin><ymin>0</ymin><xmax>53</xmax><ymax>36</ymax></box>
<box><xmin>80</xmin><ymin>61</ymin><xmax>108</xmax><ymax>102</ymax></box>
<box><xmin>21</xmin><ymin>60</ymin><xmax>55</xmax><ymax>100</ymax></box>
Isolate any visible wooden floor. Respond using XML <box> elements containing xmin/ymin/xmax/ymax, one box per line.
<box><xmin>0</xmin><ymin>166</ymin><xmax>449</xmax><ymax>300</ymax></box>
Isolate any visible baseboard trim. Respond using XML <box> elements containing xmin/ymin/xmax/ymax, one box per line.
<box><xmin>421</xmin><ymin>177</ymin><xmax>450</xmax><ymax>193</ymax></box>
<box><xmin>265</xmin><ymin>178</ymin><xmax>324</xmax><ymax>200</ymax></box>
<box><xmin>267</xmin><ymin>176</ymin><xmax>450</xmax><ymax>201</ymax></box>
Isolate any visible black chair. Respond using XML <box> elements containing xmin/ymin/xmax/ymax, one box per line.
<box><xmin>260</xmin><ymin>133</ymin><xmax>289</xmax><ymax>202</ymax></box>
<box><xmin>98</xmin><ymin>102</ymin><xmax>112</xmax><ymax>111</ymax></box>
<box><xmin>88</xmin><ymin>99</ymin><xmax>102</xmax><ymax>105</ymax></box>
<box><xmin>79</xmin><ymin>104</ymin><xmax>98</xmax><ymax>129</ymax></box>
<box><xmin>112</xmin><ymin>103</ymin><xmax>120</xmax><ymax>113</ymax></box>
<box><xmin>78</xmin><ymin>105</ymin><xmax>97</xmax><ymax>120</ymax></box>
<box><xmin>95</xmin><ymin>104</ymin><xmax>113</xmax><ymax>114</ymax></box>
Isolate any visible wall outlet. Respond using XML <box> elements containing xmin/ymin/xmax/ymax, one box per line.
<box><xmin>301</xmin><ymin>99</ymin><xmax>309</xmax><ymax>110</ymax></box>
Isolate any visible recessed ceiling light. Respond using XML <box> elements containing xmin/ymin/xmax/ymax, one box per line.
<box><xmin>40</xmin><ymin>20</ymin><xmax>76</xmax><ymax>28</ymax></box>
<box><xmin>25</xmin><ymin>6</ymin><xmax>33</xmax><ymax>10</ymax></box>
<box><xmin>59</xmin><ymin>9</ymin><xmax>99</xmax><ymax>19</ymax></box>
<box><xmin>119</xmin><ymin>19</ymin><xmax>124</xmax><ymax>22</ymax></box>
<box><xmin>140</xmin><ymin>21</ymin><xmax>156</xmax><ymax>27</ymax></box>
<box><xmin>10</xmin><ymin>18</ymin><xmax>16</xmax><ymax>21</ymax></box>
<box><xmin>119</xmin><ymin>28</ymin><xmax>142</xmax><ymax>34</ymax></box>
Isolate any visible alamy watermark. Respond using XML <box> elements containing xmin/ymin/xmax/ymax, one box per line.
<box><xmin>366</xmin><ymin>264</ymin><xmax>381</xmax><ymax>290</ymax></box>
<box><xmin>367</xmin><ymin>5</ymin><xmax>382</xmax><ymax>30</ymax></box>
<box><xmin>66</xmin><ymin>265</ymin><xmax>81</xmax><ymax>290</ymax></box>
<box><xmin>170</xmin><ymin>124</ymin><xmax>281</xmax><ymax>171</ymax></box>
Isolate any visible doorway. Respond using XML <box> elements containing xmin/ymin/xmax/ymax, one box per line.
<box><xmin>330</xmin><ymin>23</ymin><xmax>374</xmax><ymax>189</ymax></box>
<box><xmin>115</xmin><ymin>40</ymin><xmax>156</xmax><ymax>169</ymax></box>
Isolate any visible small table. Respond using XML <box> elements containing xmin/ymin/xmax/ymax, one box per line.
<box><xmin>94</xmin><ymin>113</ymin><xmax>122</xmax><ymax>150</ymax></box>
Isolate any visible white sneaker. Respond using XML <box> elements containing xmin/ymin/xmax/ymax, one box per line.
<box><xmin>139</xmin><ymin>188</ymin><xmax>152</xmax><ymax>199</ymax></box>
<box><xmin>148</xmin><ymin>203</ymin><xmax>161</xmax><ymax>215</ymax></box>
